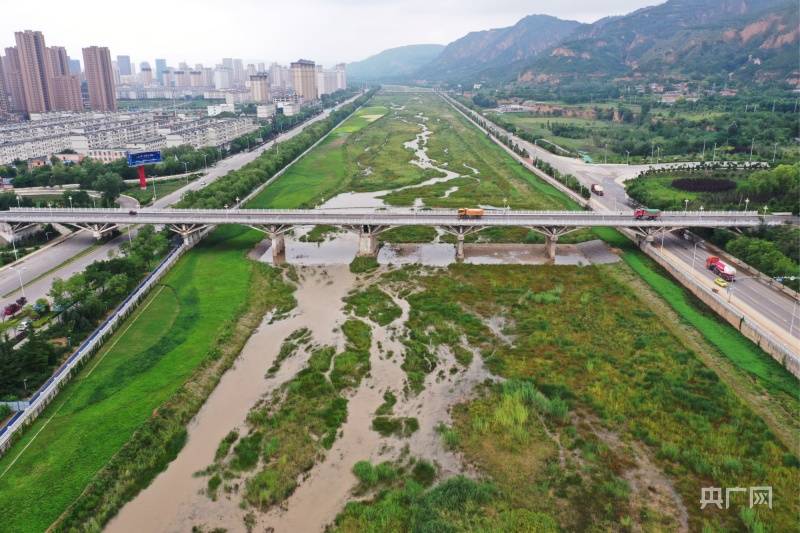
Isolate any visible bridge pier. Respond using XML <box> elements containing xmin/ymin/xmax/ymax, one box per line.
<box><xmin>248</xmin><ymin>224</ymin><xmax>292</xmax><ymax>262</ymax></box>
<box><xmin>168</xmin><ymin>223</ymin><xmax>208</xmax><ymax>245</ymax></box>
<box><xmin>70</xmin><ymin>223</ymin><xmax>118</xmax><ymax>240</ymax></box>
<box><xmin>528</xmin><ymin>226</ymin><xmax>579</xmax><ymax>263</ymax></box>
<box><xmin>545</xmin><ymin>235</ymin><xmax>558</xmax><ymax>260</ymax></box>
<box><xmin>439</xmin><ymin>225</ymin><xmax>484</xmax><ymax>261</ymax></box>
<box><xmin>343</xmin><ymin>224</ymin><xmax>391</xmax><ymax>257</ymax></box>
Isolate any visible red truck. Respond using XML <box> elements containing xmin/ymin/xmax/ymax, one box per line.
<box><xmin>633</xmin><ymin>208</ymin><xmax>661</xmax><ymax>220</ymax></box>
<box><xmin>706</xmin><ymin>256</ymin><xmax>737</xmax><ymax>282</ymax></box>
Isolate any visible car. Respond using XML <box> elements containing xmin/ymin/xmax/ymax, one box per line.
<box><xmin>714</xmin><ymin>277</ymin><xmax>729</xmax><ymax>288</ymax></box>
<box><xmin>128</xmin><ymin>210</ymin><xmax>138</xmax><ymax>216</ymax></box>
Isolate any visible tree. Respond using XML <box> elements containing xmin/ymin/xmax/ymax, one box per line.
<box><xmin>92</xmin><ymin>172</ymin><xmax>125</xmax><ymax>207</ymax></box>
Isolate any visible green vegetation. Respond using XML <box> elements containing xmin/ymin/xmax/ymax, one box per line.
<box><xmin>0</xmin><ymin>225</ymin><xmax>296</xmax><ymax>532</ymax></box>
<box><xmin>0</xmin><ymin>226</ymin><xmax>169</xmax><ymax>399</ymax></box>
<box><xmin>375</xmin><ymin>391</ymin><xmax>397</xmax><ymax>416</ymax></box>
<box><xmin>123</xmin><ymin>175</ymin><xmax>200</xmax><ymax>206</ymax></box>
<box><xmin>371</xmin><ymin>416</ymin><xmax>419</xmax><ymax>437</ymax></box>
<box><xmin>369</xmin><ymin>263</ymin><xmax>799</xmax><ymax>531</ymax></box>
<box><xmin>204</xmin><ymin>318</ymin><xmax>372</xmax><ymax>511</ymax></box>
<box><xmin>267</xmin><ymin>327</ymin><xmax>312</xmax><ymax>376</ymax></box>
<box><xmin>344</xmin><ymin>286</ymin><xmax>401</xmax><ymax>326</ymax></box>
<box><xmin>626</xmin><ymin>164</ymin><xmax>800</xmax><ymax>213</ymax></box>
<box><xmin>349</xmin><ymin>256</ymin><xmax>378</xmax><ymax>274</ymax></box>
<box><xmin>476</xmin><ymin>93</ymin><xmax>799</xmax><ymax>164</ymax></box>
<box><xmin>334</xmin><ymin>471</ymin><xmax>557</xmax><ymax>532</ymax></box>
<box><xmin>181</xmin><ymin>91</ymin><xmax>375</xmax><ymax>210</ymax></box>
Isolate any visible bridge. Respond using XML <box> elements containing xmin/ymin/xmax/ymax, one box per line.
<box><xmin>1</xmin><ymin>207</ymin><xmax>792</xmax><ymax>259</ymax></box>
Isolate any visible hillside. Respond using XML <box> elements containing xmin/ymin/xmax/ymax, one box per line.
<box><xmin>416</xmin><ymin>15</ymin><xmax>583</xmax><ymax>82</ymax></box>
<box><xmin>519</xmin><ymin>0</ymin><xmax>798</xmax><ymax>84</ymax></box>
<box><xmin>346</xmin><ymin>44</ymin><xmax>445</xmax><ymax>81</ymax></box>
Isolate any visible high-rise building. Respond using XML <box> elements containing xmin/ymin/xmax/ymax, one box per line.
<box><xmin>14</xmin><ymin>30</ymin><xmax>55</xmax><ymax>113</ymax></box>
<box><xmin>116</xmin><ymin>55</ymin><xmax>132</xmax><ymax>76</ymax></box>
<box><xmin>162</xmin><ymin>68</ymin><xmax>175</xmax><ymax>87</ymax></box>
<box><xmin>335</xmin><ymin>63</ymin><xmax>347</xmax><ymax>91</ymax></box>
<box><xmin>0</xmin><ymin>57</ymin><xmax>8</xmax><ymax>114</ymax></box>
<box><xmin>49</xmin><ymin>46</ymin><xmax>70</xmax><ymax>76</ymax></box>
<box><xmin>290</xmin><ymin>59</ymin><xmax>316</xmax><ymax>101</ymax></box>
<box><xmin>257</xmin><ymin>62</ymin><xmax>266</xmax><ymax>73</ymax></box>
<box><xmin>233</xmin><ymin>59</ymin><xmax>245</xmax><ymax>85</ymax></box>
<box><xmin>82</xmin><ymin>46</ymin><xmax>116</xmax><ymax>111</ymax></box>
<box><xmin>213</xmin><ymin>68</ymin><xmax>231</xmax><ymax>90</ymax></box>
<box><xmin>155</xmin><ymin>58</ymin><xmax>167</xmax><ymax>83</ymax></box>
<box><xmin>249</xmin><ymin>73</ymin><xmax>271</xmax><ymax>103</ymax></box>
<box><xmin>139</xmin><ymin>66</ymin><xmax>153</xmax><ymax>86</ymax></box>
<box><xmin>1</xmin><ymin>47</ymin><xmax>24</xmax><ymax>112</ymax></box>
<box><xmin>174</xmin><ymin>70</ymin><xmax>189</xmax><ymax>87</ymax></box>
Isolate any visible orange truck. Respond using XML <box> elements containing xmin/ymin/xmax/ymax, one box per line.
<box><xmin>457</xmin><ymin>208</ymin><xmax>485</xmax><ymax>219</ymax></box>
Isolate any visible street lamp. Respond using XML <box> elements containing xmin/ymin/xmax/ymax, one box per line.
<box><xmin>68</xmin><ymin>195</ymin><xmax>73</xmax><ymax>209</ymax></box>
<box><xmin>684</xmin><ymin>199</ymin><xmax>689</xmax><ymax>214</ymax></box>
<box><xmin>692</xmin><ymin>240</ymin><xmax>704</xmax><ymax>269</ymax></box>
<box><xmin>16</xmin><ymin>196</ymin><xmax>21</xmax><ymax>208</ymax></box>
<box><xmin>9</xmin><ymin>265</ymin><xmax>26</xmax><ymax>299</ymax></box>
<box><xmin>625</xmin><ymin>150</ymin><xmax>630</xmax><ymax>165</ymax></box>
<box><xmin>744</xmin><ymin>198</ymin><xmax>750</xmax><ymax>212</ymax></box>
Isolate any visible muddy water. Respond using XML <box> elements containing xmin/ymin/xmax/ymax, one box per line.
<box><xmin>261</xmin><ymin>287</ymin><xmax>410</xmax><ymax>532</ymax></box>
<box><xmin>105</xmin><ymin>267</ymin><xmax>356</xmax><ymax>533</ymax></box>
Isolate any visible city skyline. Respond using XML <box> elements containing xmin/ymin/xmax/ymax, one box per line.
<box><xmin>2</xmin><ymin>0</ymin><xmax>658</xmax><ymax>66</ymax></box>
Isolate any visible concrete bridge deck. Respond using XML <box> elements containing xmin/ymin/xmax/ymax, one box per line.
<box><xmin>0</xmin><ymin>207</ymin><xmax>793</xmax><ymax>259</ymax></box>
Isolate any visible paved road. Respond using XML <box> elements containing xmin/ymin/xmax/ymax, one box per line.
<box><xmin>444</xmin><ymin>95</ymin><xmax>800</xmax><ymax>345</ymax></box>
<box><xmin>0</xmin><ymin>95</ymin><xmax>360</xmax><ymax>310</ymax></box>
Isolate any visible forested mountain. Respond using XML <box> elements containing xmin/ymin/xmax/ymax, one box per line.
<box><xmin>346</xmin><ymin>44</ymin><xmax>445</xmax><ymax>81</ymax></box>
<box><xmin>518</xmin><ymin>0</ymin><xmax>798</xmax><ymax>84</ymax></box>
<box><xmin>415</xmin><ymin>15</ymin><xmax>583</xmax><ymax>82</ymax></box>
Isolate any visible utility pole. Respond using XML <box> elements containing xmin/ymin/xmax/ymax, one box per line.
<box><xmin>749</xmin><ymin>138</ymin><xmax>754</xmax><ymax>163</ymax></box>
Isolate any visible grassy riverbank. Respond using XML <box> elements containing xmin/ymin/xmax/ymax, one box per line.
<box><xmin>337</xmin><ymin>263</ymin><xmax>799</xmax><ymax>531</ymax></box>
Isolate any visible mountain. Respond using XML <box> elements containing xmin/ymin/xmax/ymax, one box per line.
<box><xmin>346</xmin><ymin>44</ymin><xmax>445</xmax><ymax>81</ymax></box>
<box><xmin>416</xmin><ymin>15</ymin><xmax>584</xmax><ymax>82</ymax></box>
<box><xmin>518</xmin><ymin>0</ymin><xmax>798</xmax><ymax>84</ymax></box>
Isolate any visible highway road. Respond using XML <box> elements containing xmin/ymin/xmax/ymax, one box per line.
<box><xmin>444</xmin><ymin>95</ymin><xmax>800</xmax><ymax>346</ymax></box>
<box><xmin>0</xmin><ymin>94</ymin><xmax>361</xmax><ymax>313</ymax></box>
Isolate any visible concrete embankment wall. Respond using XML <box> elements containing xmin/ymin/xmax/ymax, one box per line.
<box><xmin>639</xmin><ymin>238</ymin><xmax>800</xmax><ymax>379</ymax></box>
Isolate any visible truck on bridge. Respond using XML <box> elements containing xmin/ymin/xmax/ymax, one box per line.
<box><xmin>634</xmin><ymin>208</ymin><xmax>661</xmax><ymax>220</ymax></box>
<box><xmin>457</xmin><ymin>208</ymin><xmax>485</xmax><ymax>219</ymax></box>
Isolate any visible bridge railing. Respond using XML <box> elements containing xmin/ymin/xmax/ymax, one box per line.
<box><xmin>7</xmin><ymin>207</ymin><xmax>768</xmax><ymax>217</ymax></box>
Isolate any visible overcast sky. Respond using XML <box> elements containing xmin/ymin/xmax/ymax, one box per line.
<box><xmin>2</xmin><ymin>0</ymin><xmax>659</xmax><ymax>67</ymax></box>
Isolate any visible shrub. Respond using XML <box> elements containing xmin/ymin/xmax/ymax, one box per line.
<box><xmin>349</xmin><ymin>256</ymin><xmax>379</xmax><ymax>274</ymax></box>
<box><xmin>671</xmin><ymin>177</ymin><xmax>736</xmax><ymax>192</ymax></box>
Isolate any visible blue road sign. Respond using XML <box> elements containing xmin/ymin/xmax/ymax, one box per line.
<box><xmin>126</xmin><ymin>151</ymin><xmax>162</xmax><ymax>167</ymax></box>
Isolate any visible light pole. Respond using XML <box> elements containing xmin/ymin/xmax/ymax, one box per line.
<box><xmin>625</xmin><ymin>150</ymin><xmax>630</xmax><ymax>165</ymax></box>
<box><xmin>712</xmin><ymin>142</ymin><xmax>717</xmax><ymax>163</ymax></box>
<box><xmin>700</xmin><ymin>205</ymin><xmax>704</xmax><ymax>218</ymax></box>
<box><xmin>749</xmin><ymin>137</ymin><xmax>754</xmax><ymax>163</ymax></box>
<box><xmin>10</xmin><ymin>266</ymin><xmax>26</xmax><ymax>299</ymax></box>
<box><xmin>745</xmin><ymin>198</ymin><xmax>750</xmax><ymax>212</ymax></box>
<box><xmin>203</xmin><ymin>154</ymin><xmax>208</xmax><ymax>170</ymax></box>
<box><xmin>684</xmin><ymin>199</ymin><xmax>689</xmax><ymax>214</ymax></box>
<box><xmin>68</xmin><ymin>195</ymin><xmax>73</xmax><ymax>209</ymax></box>
<box><xmin>692</xmin><ymin>239</ymin><xmax>704</xmax><ymax>269</ymax></box>
<box><xmin>16</xmin><ymin>196</ymin><xmax>21</xmax><ymax>208</ymax></box>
